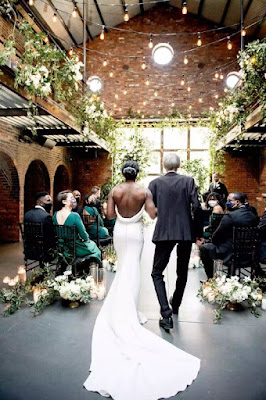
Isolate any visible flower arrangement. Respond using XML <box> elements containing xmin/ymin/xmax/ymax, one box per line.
<box><xmin>198</xmin><ymin>275</ymin><xmax>263</xmax><ymax>323</ymax></box>
<box><xmin>47</xmin><ymin>271</ymin><xmax>97</xmax><ymax>303</ymax></box>
<box><xmin>141</xmin><ymin>211</ymin><xmax>154</xmax><ymax>227</ymax></box>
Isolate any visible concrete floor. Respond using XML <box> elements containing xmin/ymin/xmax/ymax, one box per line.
<box><xmin>0</xmin><ymin>226</ymin><xmax>266</xmax><ymax>400</ymax></box>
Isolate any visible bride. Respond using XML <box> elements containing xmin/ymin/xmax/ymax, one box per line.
<box><xmin>83</xmin><ymin>161</ymin><xmax>200</xmax><ymax>400</ymax></box>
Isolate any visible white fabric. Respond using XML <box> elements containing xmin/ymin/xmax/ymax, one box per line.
<box><xmin>84</xmin><ymin>205</ymin><xmax>200</xmax><ymax>400</ymax></box>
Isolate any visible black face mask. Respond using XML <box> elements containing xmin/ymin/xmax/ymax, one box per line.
<box><xmin>43</xmin><ymin>203</ymin><xmax>52</xmax><ymax>213</ymax></box>
<box><xmin>75</xmin><ymin>197</ymin><xmax>80</xmax><ymax>205</ymax></box>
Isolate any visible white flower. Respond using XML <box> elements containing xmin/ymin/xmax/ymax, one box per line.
<box><xmin>55</xmin><ymin>275</ymin><xmax>67</xmax><ymax>282</ymax></box>
<box><xmin>64</xmin><ymin>270</ymin><xmax>72</xmax><ymax>276</ymax></box>
<box><xmin>244</xmin><ymin>277</ymin><xmax>251</xmax><ymax>282</ymax></box>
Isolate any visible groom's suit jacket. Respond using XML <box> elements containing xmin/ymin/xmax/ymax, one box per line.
<box><xmin>148</xmin><ymin>172</ymin><xmax>202</xmax><ymax>243</ymax></box>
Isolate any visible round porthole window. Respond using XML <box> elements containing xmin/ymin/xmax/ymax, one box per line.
<box><xmin>152</xmin><ymin>43</ymin><xmax>174</xmax><ymax>66</ymax></box>
<box><xmin>87</xmin><ymin>76</ymin><xmax>102</xmax><ymax>93</ymax></box>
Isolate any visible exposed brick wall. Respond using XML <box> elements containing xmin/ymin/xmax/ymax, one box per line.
<box><xmin>85</xmin><ymin>4</ymin><xmax>240</xmax><ymax>118</ymax></box>
<box><xmin>53</xmin><ymin>164</ymin><xmax>70</xmax><ymax>211</ymax></box>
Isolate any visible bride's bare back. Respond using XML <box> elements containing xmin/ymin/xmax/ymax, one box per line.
<box><xmin>107</xmin><ymin>182</ymin><xmax>157</xmax><ymax>219</ymax></box>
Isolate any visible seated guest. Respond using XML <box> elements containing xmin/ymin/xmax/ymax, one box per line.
<box><xmin>203</xmin><ymin>192</ymin><xmax>224</xmax><ymax>240</ymax></box>
<box><xmin>102</xmin><ymin>201</ymin><xmax>116</xmax><ymax>236</ymax></box>
<box><xmin>244</xmin><ymin>194</ymin><xmax>258</xmax><ymax>217</ymax></box>
<box><xmin>72</xmin><ymin>190</ymin><xmax>82</xmax><ymax>215</ymax></box>
<box><xmin>24</xmin><ymin>191</ymin><xmax>57</xmax><ymax>260</ymax></box>
<box><xmin>200</xmin><ymin>192</ymin><xmax>258</xmax><ymax>279</ymax></box>
<box><xmin>53</xmin><ymin>190</ymin><xmax>101</xmax><ymax>263</ymax></box>
<box><xmin>82</xmin><ymin>195</ymin><xmax>110</xmax><ymax>240</ymax></box>
<box><xmin>258</xmin><ymin>206</ymin><xmax>266</xmax><ymax>264</ymax></box>
<box><xmin>87</xmin><ymin>186</ymin><xmax>102</xmax><ymax>215</ymax></box>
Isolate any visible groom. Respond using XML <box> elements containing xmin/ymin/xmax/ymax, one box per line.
<box><xmin>148</xmin><ymin>153</ymin><xmax>203</xmax><ymax>331</ymax></box>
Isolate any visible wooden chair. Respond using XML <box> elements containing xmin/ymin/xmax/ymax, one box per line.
<box><xmin>227</xmin><ymin>226</ymin><xmax>259</xmax><ymax>278</ymax></box>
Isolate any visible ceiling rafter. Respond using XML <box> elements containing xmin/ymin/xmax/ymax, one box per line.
<box><xmin>220</xmin><ymin>0</ymin><xmax>231</xmax><ymax>26</ymax></box>
<box><xmin>139</xmin><ymin>0</ymin><xmax>144</xmax><ymax>14</ymax></box>
<box><xmin>244</xmin><ymin>0</ymin><xmax>254</xmax><ymax>19</ymax></box>
<box><xmin>46</xmin><ymin>0</ymin><xmax>78</xmax><ymax>46</ymax></box>
<box><xmin>253</xmin><ymin>13</ymin><xmax>266</xmax><ymax>37</ymax></box>
<box><xmin>0</xmin><ymin>108</ymin><xmax>49</xmax><ymax>117</ymax></box>
<box><xmin>93</xmin><ymin>0</ymin><xmax>108</xmax><ymax>32</ymax></box>
<box><xmin>70</xmin><ymin>0</ymin><xmax>93</xmax><ymax>41</ymax></box>
<box><xmin>197</xmin><ymin>0</ymin><xmax>205</xmax><ymax>17</ymax></box>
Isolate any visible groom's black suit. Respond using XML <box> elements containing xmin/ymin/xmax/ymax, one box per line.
<box><xmin>149</xmin><ymin>172</ymin><xmax>202</xmax><ymax>318</ymax></box>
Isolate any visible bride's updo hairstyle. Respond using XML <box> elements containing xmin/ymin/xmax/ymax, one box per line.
<box><xmin>122</xmin><ymin>161</ymin><xmax>139</xmax><ymax>180</ymax></box>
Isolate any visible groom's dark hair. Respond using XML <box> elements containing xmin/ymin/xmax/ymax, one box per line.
<box><xmin>122</xmin><ymin>161</ymin><xmax>139</xmax><ymax>180</ymax></box>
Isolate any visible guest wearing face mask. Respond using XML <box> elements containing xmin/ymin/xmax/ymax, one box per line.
<box><xmin>24</xmin><ymin>191</ymin><xmax>57</xmax><ymax>260</ymax></box>
<box><xmin>200</xmin><ymin>192</ymin><xmax>258</xmax><ymax>279</ymax></box>
<box><xmin>203</xmin><ymin>192</ymin><xmax>224</xmax><ymax>241</ymax></box>
<box><xmin>72</xmin><ymin>190</ymin><xmax>83</xmax><ymax>215</ymax></box>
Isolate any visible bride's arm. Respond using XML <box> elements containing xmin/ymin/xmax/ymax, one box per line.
<box><xmin>145</xmin><ymin>189</ymin><xmax>157</xmax><ymax>219</ymax></box>
<box><xmin>107</xmin><ymin>189</ymin><xmax>116</xmax><ymax>219</ymax></box>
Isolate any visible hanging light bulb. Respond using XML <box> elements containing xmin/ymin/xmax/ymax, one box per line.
<box><xmin>109</xmin><ymin>70</ymin><xmax>114</xmax><ymax>78</ymax></box>
<box><xmin>182</xmin><ymin>0</ymin><xmax>188</xmax><ymax>14</ymax></box>
<box><xmin>214</xmin><ymin>94</ymin><xmax>219</xmax><ymax>99</ymax></box>
<box><xmin>224</xmin><ymin>87</ymin><xmax>228</xmax><ymax>93</ymax></box>
<box><xmin>143</xmin><ymin>101</ymin><xmax>147</xmax><ymax>106</ymax></box>
<box><xmin>123</xmin><ymin>89</ymin><xmax>127</xmax><ymax>95</ymax></box>
<box><xmin>103</xmin><ymin>59</ymin><xmax>107</xmax><ymax>67</ymax></box>
<box><xmin>124</xmin><ymin>6</ymin><xmax>129</xmax><ymax>22</ymax></box>
<box><xmin>141</xmin><ymin>57</ymin><xmax>146</xmax><ymax>70</ymax></box>
<box><xmin>29</xmin><ymin>0</ymin><xmax>34</xmax><ymax>6</ymax></box>
<box><xmin>187</xmin><ymin>86</ymin><xmax>191</xmax><ymax>92</ymax></box>
<box><xmin>198</xmin><ymin>97</ymin><xmax>203</xmax><ymax>103</ymax></box>
<box><xmin>154</xmin><ymin>91</ymin><xmax>158</xmax><ymax>97</ymax></box>
<box><xmin>119</xmin><ymin>107</ymin><xmax>122</xmax><ymax>112</ymax></box>
<box><xmin>184</xmin><ymin>55</ymin><xmax>188</xmax><ymax>64</ymax></box>
<box><xmin>241</xmin><ymin>28</ymin><xmax>246</xmax><ymax>37</ymax></box>
<box><xmin>148</xmin><ymin>35</ymin><xmax>153</xmax><ymax>49</ymax></box>
<box><xmin>53</xmin><ymin>13</ymin><xmax>57</xmax><ymax>23</ymax></box>
<box><xmin>114</xmin><ymin>104</ymin><xmax>117</xmax><ymax>108</ymax></box>
<box><xmin>215</xmin><ymin>69</ymin><xmax>219</xmax><ymax>79</ymax></box>
<box><xmin>137</xmin><ymin>109</ymin><xmax>140</xmax><ymax>114</ymax></box>
<box><xmin>157</xmin><ymin>110</ymin><xmax>161</xmax><ymax>115</ymax></box>
<box><xmin>145</xmin><ymin>76</ymin><xmax>150</xmax><ymax>86</ymax></box>
<box><xmin>180</xmin><ymin>75</ymin><xmax>185</xmax><ymax>85</ymax></box>
<box><xmin>197</xmin><ymin>33</ymin><xmax>202</xmax><ymax>47</ymax></box>
<box><xmin>115</xmin><ymin>94</ymin><xmax>118</xmax><ymax>99</ymax></box>
<box><xmin>188</xmin><ymin>105</ymin><xmax>192</xmax><ymax>110</ymax></box>
<box><xmin>72</xmin><ymin>6</ymin><xmax>77</xmax><ymax>18</ymax></box>
<box><xmin>220</xmin><ymin>73</ymin><xmax>224</xmax><ymax>80</ymax></box>
<box><xmin>227</xmin><ymin>37</ymin><xmax>233</xmax><ymax>50</ymax></box>
<box><xmin>69</xmin><ymin>48</ymin><xmax>73</xmax><ymax>56</ymax></box>
<box><xmin>171</xmin><ymin>102</ymin><xmax>175</xmax><ymax>107</ymax></box>
<box><xmin>75</xmin><ymin>55</ymin><xmax>79</xmax><ymax>62</ymax></box>
<box><xmin>100</xmin><ymin>26</ymin><xmax>105</xmax><ymax>40</ymax></box>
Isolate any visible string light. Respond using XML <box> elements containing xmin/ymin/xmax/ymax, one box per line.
<box><xmin>141</xmin><ymin>57</ymin><xmax>146</xmax><ymax>70</ymax></box>
<box><xmin>148</xmin><ymin>35</ymin><xmax>153</xmax><ymax>49</ymax></box>
<box><xmin>224</xmin><ymin>87</ymin><xmax>228</xmax><ymax>92</ymax></box>
<box><xmin>182</xmin><ymin>1</ymin><xmax>188</xmax><ymax>15</ymax></box>
<box><xmin>29</xmin><ymin>0</ymin><xmax>34</xmax><ymax>6</ymax></box>
<box><xmin>187</xmin><ymin>86</ymin><xmax>191</xmax><ymax>92</ymax></box>
<box><xmin>100</xmin><ymin>26</ymin><xmax>105</xmax><ymax>40</ymax></box>
<box><xmin>215</xmin><ymin>68</ymin><xmax>219</xmax><ymax>79</ymax></box>
<box><xmin>124</xmin><ymin>6</ymin><xmax>129</xmax><ymax>22</ymax></box>
<box><xmin>220</xmin><ymin>73</ymin><xmax>224</xmax><ymax>80</ymax></box>
<box><xmin>143</xmin><ymin>101</ymin><xmax>147</xmax><ymax>105</ymax></box>
<box><xmin>123</xmin><ymin>89</ymin><xmax>127</xmax><ymax>95</ymax></box>
<box><xmin>103</xmin><ymin>59</ymin><xmax>107</xmax><ymax>67</ymax></box>
<box><xmin>154</xmin><ymin>91</ymin><xmax>158</xmax><ymax>97</ymax></box>
<box><xmin>184</xmin><ymin>55</ymin><xmax>188</xmax><ymax>64</ymax></box>
<box><xmin>188</xmin><ymin>105</ymin><xmax>192</xmax><ymax>110</ymax></box>
<box><xmin>171</xmin><ymin>102</ymin><xmax>175</xmax><ymax>107</ymax></box>
<box><xmin>53</xmin><ymin>13</ymin><xmax>57</xmax><ymax>23</ymax></box>
<box><xmin>72</xmin><ymin>6</ymin><xmax>77</xmax><ymax>18</ymax></box>
<box><xmin>109</xmin><ymin>70</ymin><xmax>114</xmax><ymax>77</ymax></box>
<box><xmin>114</xmin><ymin>104</ymin><xmax>117</xmax><ymax>108</ymax></box>
<box><xmin>227</xmin><ymin>37</ymin><xmax>233</xmax><ymax>50</ymax></box>
<box><xmin>115</xmin><ymin>94</ymin><xmax>118</xmax><ymax>99</ymax></box>
<box><xmin>180</xmin><ymin>75</ymin><xmax>185</xmax><ymax>85</ymax></box>
<box><xmin>209</xmin><ymin>106</ymin><xmax>214</xmax><ymax>111</ymax></box>
<box><xmin>214</xmin><ymin>94</ymin><xmax>219</xmax><ymax>99</ymax></box>
<box><xmin>119</xmin><ymin>108</ymin><xmax>122</xmax><ymax>112</ymax></box>
<box><xmin>197</xmin><ymin>33</ymin><xmax>202</xmax><ymax>47</ymax></box>
<box><xmin>145</xmin><ymin>76</ymin><xmax>150</xmax><ymax>86</ymax></box>
<box><xmin>241</xmin><ymin>28</ymin><xmax>246</xmax><ymax>37</ymax></box>
<box><xmin>157</xmin><ymin>110</ymin><xmax>161</xmax><ymax>115</ymax></box>
<box><xmin>137</xmin><ymin>110</ymin><xmax>140</xmax><ymax>114</ymax></box>
<box><xmin>69</xmin><ymin>48</ymin><xmax>73</xmax><ymax>56</ymax></box>
<box><xmin>198</xmin><ymin>97</ymin><xmax>203</xmax><ymax>103</ymax></box>
<box><xmin>75</xmin><ymin>55</ymin><xmax>79</xmax><ymax>62</ymax></box>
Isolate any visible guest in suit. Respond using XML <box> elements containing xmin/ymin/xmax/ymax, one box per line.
<box><xmin>200</xmin><ymin>192</ymin><xmax>258</xmax><ymax>279</ymax></box>
<box><xmin>87</xmin><ymin>186</ymin><xmax>102</xmax><ymax>216</ymax></box>
<box><xmin>244</xmin><ymin>194</ymin><xmax>258</xmax><ymax>217</ymax></box>
<box><xmin>149</xmin><ymin>153</ymin><xmax>203</xmax><ymax>331</ymax></box>
<box><xmin>72</xmin><ymin>190</ymin><xmax>83</xmax><ymax>215</ymax></box>
<box><xmin>24</xmin><ymin>191</ymin><xmax>56</xmax><ymax>260</ymax></box>
<box><xmin>208</xmin><ymin>172</ymin><xmax>228</xmax><ymax>203</ymax></box>
<box><xmin>258</xmin><ymin>206</ymin><xmax>266</xmax><ymax>264</ymax></box>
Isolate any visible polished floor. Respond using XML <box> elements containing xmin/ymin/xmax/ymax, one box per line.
<box><xmin>0</xmin><ymin>226</ymin><xmax>266</xmax><ymax>400</ymax></box>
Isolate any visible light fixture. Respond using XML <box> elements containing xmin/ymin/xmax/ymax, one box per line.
<box><xmin>75</xmin><ymin>55</ymin><xmax>79</xmax><ymax>62</ymax></box>
<box><xmin>215</xmin><ymin>69</ymin><xmax>219</xmax><ymax>79</ymax></box>
<box><xmin>69</xmin><ymin>48</ymin><xmax>73</xmax><ymax>56</ymax></box>
<box><xmin>141</xmin><ymin>57</ymin><xmax>146</xmax><ymax>70</ymax></box>
<box><xmin>224</xmin><ymin>87</ymin><xmax>228</xmax><ymax>93</ymax></box>
<box><xmin>109</xmin><ymin>70</ymin><xmax>114</xmax><ymax>78</ymax></box>
<box><xmin>53</xmin><ymin>13</ymin><xmax>57</xmax><ymax>22</ymax></box>
<box><xmin>87</xmin><ymin>76</ymin><xmax>102</xmax><ymax>93</ymax></box>
<box><xmin>152</xmin><ymin>43</ymin><xmax>174</xmax><ymax>66</ymax></box>
<box><xmin>184</xmin><ymin>55</ymin><xmax>188</xmax><ymax>64</ymax></box>
<box><xmin>219</xmin><ymin>73</ymin><xmax>224</xmax><ymax>80</ymax></box>
<box><xmin>188</xmin><ymin>105</ymin><xmax>192</xmax><ymax>110</ymax></box>
<box><xmin>145</xmin><ymin>76</ymin><xmax>150</xmax><ymax>85</ymax></box>
<box><xmin>214</xmin><ymin>94</ymin><xmax>219</xmax><ymax>99</ymax></box>
<box><xmin>29</xmin><ymin>0</ymin><xmax>34</xmax><ymax>5</ymax></box>
<box><xmin>227</xmin><ymin>37</ymin><xmax>232</xmax><ymax>50</ymax></box>
<box><xmin>100</xmin><ymin>26</ymin><xmax>105</xmax><ymax>40</ymax></box>
<box><xmin>154</xmin><ymin>91</ymin><xmax>158</xmax><ymax>97</ymax></box>
<box><xmin>197</xmin><ymin>33</ymin><xmax>202</xmax><ymax>47</ymax></box>
<box><xmin>137</xmin><ymin>109</ymin><xmax>140</xmax><ymax>114</ymax></box>
<box><xmin>171</xmin><ymin>102</ymin><xmax>175</xmax><ymax>107</ymax></box>
<box><xmin>72</xmin><ymin>6</ymin><xmax>77</xmax><ymax>18</ymax></box>
<box><xmin>123</xmin><ymin>89</ymin><xmax>127</xmax><ymax>95</ymax></box>
<box><xmin>143</xmin><ymin>101</ymin><xmax>147</xmax><ymax>105</ymax></box>
<box><xmin>124</xmin><ymin>6</ymin><xmax>129</xmax><ymax>22</ymax></box>
<box><xmin>103</xmin><ymin>59</ymin><xmax>107</xmax><ymax>67</ymax></box>
<box><xmin>187</xmin><ymin>86</ymin><xmax>191</xmax><ymax>92</ymax></box>
<box><xmin>241</xmin><ymin>28</ymin><xmax>246</xmax><ymax>37</ymax></box>
<box><xmin>180</xmin><ymin>75</ymin><xmax>185</xmax><ymax>85</ymax></box>
<box><xmin>225</xmin><ymin>71</ymin><xmax>241</xmax><ymax>89</ymax></box>
<box><xmin>115</xmin><ymin>93</ymin><xmax>118</xmax><ymax>99</ymax></box>
<box><xmin>182</xmin><ymin>0</ymin><xmax>188</xmax><ymax>14</ymax></box>
<box><xmin>148</xmin><ymin>35</ymin><xmax>153</xmax><ymax>49</ymax></box>
<box><xmin>198</xmin><ymin>97</ymin><xmax>203</xmax><ymax>103</ymax></box>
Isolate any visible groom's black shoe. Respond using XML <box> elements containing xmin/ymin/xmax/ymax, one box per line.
<box><xmin>159</xmin><ymin>317</ymin><xmax>173</xmax><ymax>332</ymax></box>
<box><xmin>169</xmin><ymin>296</ymin><xmax>179</xmax><ymax>315</ymax></box>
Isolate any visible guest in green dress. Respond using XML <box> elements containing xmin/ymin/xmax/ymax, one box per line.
<box><xmin>53</xmin><ymin>190</ymin><xmax>101</xmax><ymax>263</ymax></box>
<box><xmin>82</xmin><ymin>194</ymin><xmax>110</xmax><ymax>240</ymax></box>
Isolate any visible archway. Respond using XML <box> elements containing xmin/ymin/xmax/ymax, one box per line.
<box><xmin>53</xmin><ymin>164</ymin><xmax>70</xmax><ymax>211</ymax></box>
<box><xmin>24</xmin><ymin>160</ymin><xmax>50</xmax><ymax>214</ymax></box>
<box><xmin>0</xmin><ymin>152</ymin><xmax>20</xmax><ymax>242</ymax></box>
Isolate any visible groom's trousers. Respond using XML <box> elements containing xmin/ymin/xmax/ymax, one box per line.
<box><xmin>152</xmin><ymin>241</ymin><xmax>192</xmax><ymax>318</ymax></box>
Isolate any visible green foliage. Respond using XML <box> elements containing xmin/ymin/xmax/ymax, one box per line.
<box><xmin>0</xmin><ymin>39</ymin><xmax>15</xmax><ymax>75</ymax></box>
<box><xmin>181</xmin><ymin>159</ymin><xmax>209</xmax><ymax>195</ymax></box>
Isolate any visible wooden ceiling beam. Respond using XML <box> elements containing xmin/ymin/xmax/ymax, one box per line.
<box><xmin>220</xmin><ymin>0</ymin><xmax>231</xmax><ymax>26</ymax></box>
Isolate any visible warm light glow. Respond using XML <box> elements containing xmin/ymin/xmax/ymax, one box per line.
<box><xmin>124</xmin><ymin>9</ymin><xmax>129</xmax><ymax>22</ymax></box>
<box><xmin>100</xmin><ymin>27</ymin><xmax>105</xmax><ymax>40</ymax></box>
<box><xmin>251</xmin><ymin>56</ymin><xmax>256</xmax><ymax>64</ymax></box>
<box><xmin>145</xmin><ymin>78</ymin><xmax>150</xmax><ymax>86</ymax></box>
<box><xmin>182</xmin><ymin>1</ymin><xmax>188</xmax><ymax>15</ymax></box>
<box><xmin>227</xmin><ymin>39</ymin><xmax>233</xmax><ymax>50</ymax></box>
<box><xmin>241</xmin><ymin>29</ymin><xmax>246</xmax><ymax>37</ymax></box>
<box><xmin>109</xmin><ymin>71</ymin><xmax>114</xmax><ymax>77</ymax></box>
<box><xmin>184</xmin><ymin>56</ymin><xmax>188</xmax><ymax>64</ymax></box>
<box><xmin>115</xmin><ymin>94</ymin><xmax>118</xmax><ymax>99</ymax></box>
<box><xmin>141</xmin><ymin>114</ymin><xmax>145</xmax><ymax>118</ymax></box>
<box><xmin>197</xmin><ymin>34</ymin><xmax>202</xmax><ymax>47</ymax></box>
<box><xmin>141</xmin><ymin>57</ymin><xmax>146</xmax><ymax>70</ymax></box>
<box><xmin>137</xmin><ymin>110</ymin><xmax>140</xmax><ymax>114</ymax></box>
<box><xmin>75</xmin><ymin>55</ymin><xmax>79</xmax><ymax>62</ymax></box>
<box><xmin>103</xmin><ymin>59</ymin><xmax>107</xmax><ymax>67</ymax></box>
<box><xmin>148</xmin><ymin>36</ymin><xmax>153</xmax><ymax>49</ymax></box>
<box><xmin>123</xmin><ymin>89</ymin><xmax>127</xmax><ymax>95</ymax></box>
<box><xmin>53</xmin><ymin>13</ymin><xmax>57</xmax><ymax>22</ymax></box>
<box><xmin>188</xmin><ymin>105</ymin><xmax>192</xmax><ymax>110</ymax></box>
<box><xmin>181</xmin><ymin>75</ymin><xmax>185</xmax><ymax>85</ymax></box>
<box><xmin>215</xmin><ymin>71</ymin><xmax>219</xmax><ymax>79</ymax></box>
<box><xmin>3</xmin><ymin>276</ymin><xmax>10</xmax><ymax>284</ymax></box>
<box><xmin>171</xmin><ymin>102</ymin><xmax>175</xmax><ymax>107</ymax></box>
<box><xmin>187</xmin><ymin>86</ymin><xmax>191</xmax><ymax>92</ymax></box>
<box><xmin>220</xmin><ymin>73</ymin><xmax>224</xmax><ymax>80</ymax></box>
<box><xmin>114</xmin><ymin>104</ymin><xmax>117</xmax><ymax>108</ymax></box>
<box><xmin>69</xmin><ymin>48</ymin><xmax>73</xmax><ymax>56</ymax></box>
<box><xmin>119</xmin><ymin>108</ymin><xmax>122</xmax><ymax>112</ymax></box>
<box><xmin>226</xmin><ymin>71</ymin><xmax>241</xmax><ymax>89</ymax></box>
<box><xmin>154</xmin><ymin>91</ymin><xmax>158</xmax><ymax>97</ymax></box>
<box><xmin>29</xmin><ymin>0</ymin><xmax>34</xmax><ymax>5</ymax></box>
<box><xmin>214</xmin><ymin>94</ymin><xmax>219</xmax><ymax>99</ymax></box>
<box><xmin>198</xmin><ymin>97</ymin><xmax>203</xmax><ymax>103</ymax></box>
<box><xmin>143</xmin><ymin>101</ymin><xmax>147</xmax><ymax>105</ymax></box>
<box><xmin>224</xmin><ymin>87</ymin><xmax>228</xmax><ymax>92</ymax></box>
<box><xmin>209</xmin><ymin>106</ymin><xmax>214</xmax><ymax>111</ymax></box>
<box><xmin>72</xmin><ymin>7</ymin><xmax>77</xmax><ymax>18</ymax></box>
<box><xmin>44</xmin><ymin>36</ymin><xmax>49</xmax><ymax>43</ymax></box>
<box><xmin>157</xmin><ymin>110</ymin><xmax>161</xmax><ymax>114</ymax></box>
<box><xmin>152</xmin><ymin>43</ymin><xmax>174</xmax><ymax>66</ymax></box>
<box><xmin>87</xmin><ymin>76</ymin><xmax>102</xmax><ymax>93</ymax></box>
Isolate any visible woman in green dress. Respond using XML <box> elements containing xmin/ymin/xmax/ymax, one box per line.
<box><xmin>82</xmin><ymin>194</ymin><xmax>110</xmax><ymax>240</ymax></box>
<box><xmin>53</xmin><ymin>190</ymin><xmax>101</xmax><ymax>263</ymax></box>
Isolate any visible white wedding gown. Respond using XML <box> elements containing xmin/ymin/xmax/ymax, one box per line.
<box><xmin>84</xmin><ymin>205</ymin><xmax>200</xmax><ymax>400</ymax></box>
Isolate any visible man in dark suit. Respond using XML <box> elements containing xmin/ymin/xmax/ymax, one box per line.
<box><xmin>208</xmin><ymin>172</ymin><xmax>228</xmax><ymax>202</ymax></box>
<box><xmin>200</xmin><ymin>192</ymin><xmax>258</xmax><ymax>279</ymax></box>
<box><xmin>149</xmin><ymin>153</ymin><xmax>203</xmax><ymax>331</ymax></box>
<box><xmin>24</xmin><ymin>192</ymin><xmax>56</xmax><ymax>261</ymax></box>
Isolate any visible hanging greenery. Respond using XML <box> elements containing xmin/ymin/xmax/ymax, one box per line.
<box><xmin>181</xmin><ymin>159</ymin><xmax>209</xmax><ymax>195</ymax></box>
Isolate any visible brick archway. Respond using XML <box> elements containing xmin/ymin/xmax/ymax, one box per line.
<box><xmin>53</xmin><ymin>164</ymin><xmax>70</xmax><ymax>211</ymax></box>
<box><xmin>0</xmin><ymin>151</ymin><xmax>20</xmax><ymax>242</ymax></box>
<box><xmin>24</xmin><ymin>160</ymin><xmax>50</xmax><ymax>214</ymax></box>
